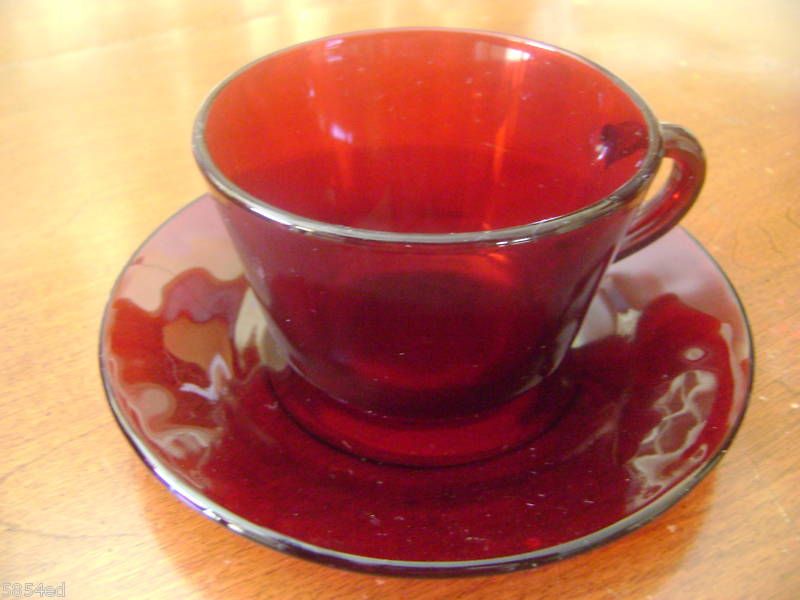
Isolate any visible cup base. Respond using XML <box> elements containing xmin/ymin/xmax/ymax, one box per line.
<box><xmin>271</xmin><ymin>367</ymin><xmax>576</xmax><ymax>467</ymax></box>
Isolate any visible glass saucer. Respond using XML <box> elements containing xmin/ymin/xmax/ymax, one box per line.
<box><xmin>99</xmin><ymin>196</ymin><xmax>752</xmax><ymax>575</ymax></box>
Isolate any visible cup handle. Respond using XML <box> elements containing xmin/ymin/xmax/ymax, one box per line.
<box><xmin>614</xmin><ymin>123</ymin><xmax>706</xmax><ymax>261</ymax></box>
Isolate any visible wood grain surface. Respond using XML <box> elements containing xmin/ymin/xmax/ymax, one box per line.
<box><xmin>1</xmin><ymin>1</ymin><xmax>798</xmax><ymax>598</ymax></box>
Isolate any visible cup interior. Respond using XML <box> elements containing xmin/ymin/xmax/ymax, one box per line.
<box><xmin>201</xmin><ymin>29</ymin><xmax>650</xmax><ymax>234</ymax></box>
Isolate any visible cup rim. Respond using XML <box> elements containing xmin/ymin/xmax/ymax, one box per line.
<box><xmin>192</xmin><ymin>27</ymin><xmax>662</xmax><ymax>246</ymax></box>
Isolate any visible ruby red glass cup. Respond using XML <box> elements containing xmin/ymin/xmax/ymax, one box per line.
<box><xmin>193</xmin><ymin>28</ymin><xmax>705</xmax><ymax>467</ymax></box>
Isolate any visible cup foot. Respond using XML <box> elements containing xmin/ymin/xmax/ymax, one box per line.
<box><xmin>271</xmin><ymin>367</ymin><xmax>576</xmax><ymax>467</ymax></box>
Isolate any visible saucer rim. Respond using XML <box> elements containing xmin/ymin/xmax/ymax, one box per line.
<box><xmin>99</xmin><ymin>196</ymin><xmax>753</xmax><ymax>576</ymax></box>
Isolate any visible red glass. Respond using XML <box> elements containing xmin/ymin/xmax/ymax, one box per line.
<box><xmin>194</xmin><ymin>29</ymin><xmax>705</xmax><ymax>466</ymax></box>
<box><xmin>99</xmin><ymin>197</ymin><xmax>751</xmax><ymax>574</ymax></box>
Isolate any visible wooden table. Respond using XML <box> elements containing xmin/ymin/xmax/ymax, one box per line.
<box><xmin>2</xmin><ymin>1</ymin><xmax>798</xmax><ymax>598</ymax></box>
